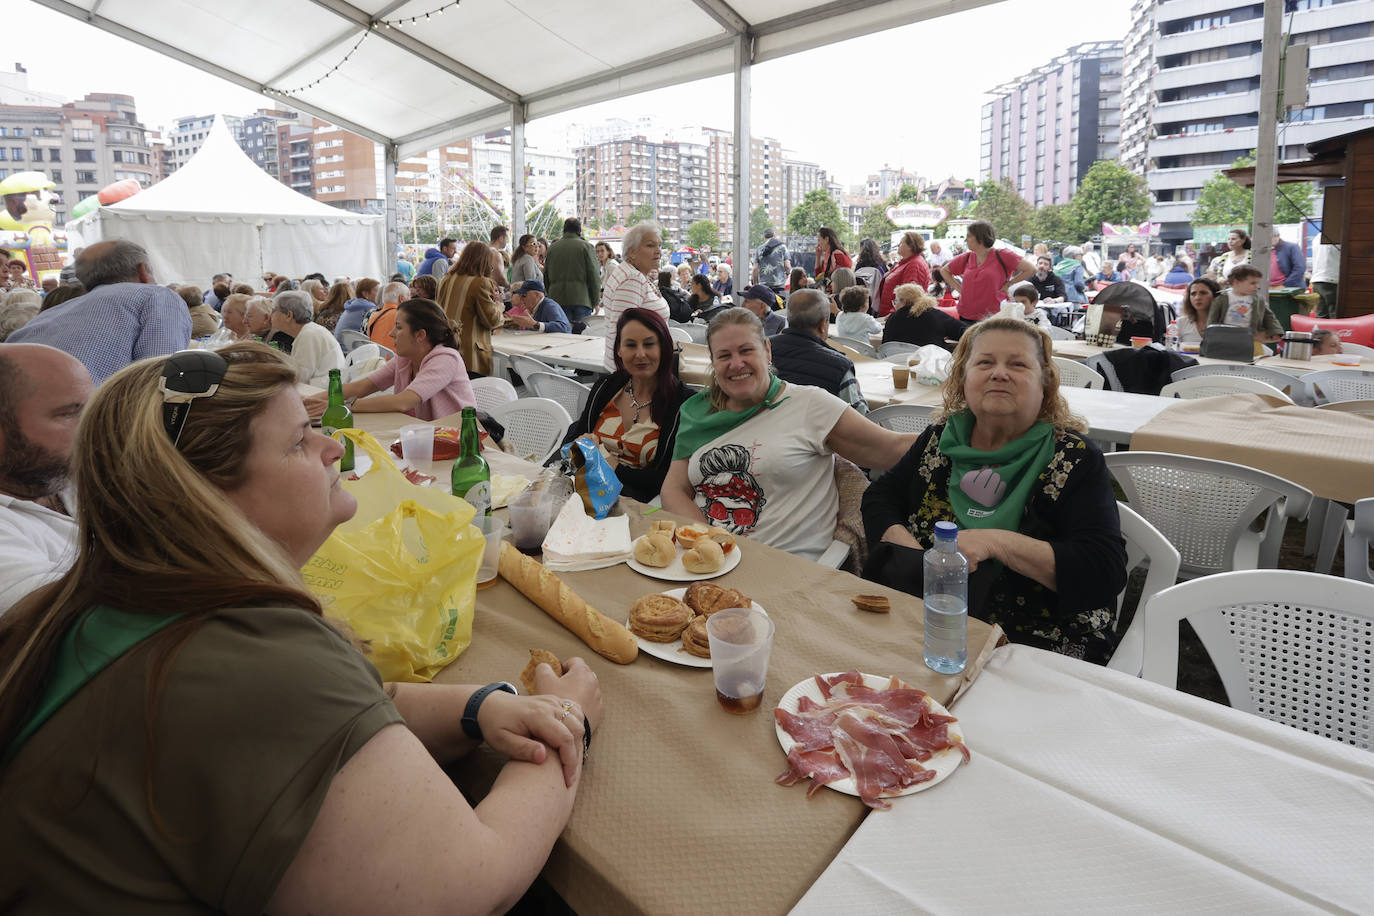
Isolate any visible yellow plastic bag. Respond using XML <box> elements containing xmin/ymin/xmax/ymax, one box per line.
<box><xmin>303</xmin><ymin>428</ymin><xmax>483</xmax><ymax>682</ymax></box>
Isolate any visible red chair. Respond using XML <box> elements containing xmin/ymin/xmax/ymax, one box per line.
<box><xmin>1290</xmin><ymin>313</ymin><xmax>1374</xmax><ymax>348</ymax></box>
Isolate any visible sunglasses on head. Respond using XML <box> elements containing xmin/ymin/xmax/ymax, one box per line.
<box><xmin>159</xmin><ymin>350</ymin><xmax>228</xmax><ymax>447</ymax></box>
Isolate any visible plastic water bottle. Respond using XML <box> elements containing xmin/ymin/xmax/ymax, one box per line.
<box><xmin>923</xmin><ymin>521</ymin><xmax>968</xmax><ymax>674</ymax></box>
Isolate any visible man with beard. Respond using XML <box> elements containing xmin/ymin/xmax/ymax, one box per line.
<box><xmin>0</xmin><ymin>343</ymin><xmax>91</xmax><ymax>615</ymax></box>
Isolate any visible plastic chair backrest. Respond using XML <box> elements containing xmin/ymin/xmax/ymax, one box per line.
<box><xmin>1139</xmin><ymin>570</ymin><xmax>1374</xmax><ymax>749</ymax></box>
<box><xmin>1051</xmin><ymin>356</ymin><xmax>1104</xmax><ymax>389</ymax></box>
<box><xmin>487</xmin><ymin>397</ymin><xmax>572</xmax><ymax>464</ymax></box>
<box><xmin>1105</xmin><ymin>451</ymin><xmax>1312</xmax><ymax>578</ymax></box>
<box><xmin>1170</xmin><ymin>363</ymin><xmax>1303</xmax><ymax>400</ymax></box>
<box><xmin>1337</xmin><ymin>342</ymin><xmax>1374</xmax><ymax>357</ymax></box>
<box><xmin>509</xmin><ymin>353</ymin><xmax>556</xmax><ymax>385</ymax></box>
<box><xmin>830</xmin><ymin>335</ymin><xmax>877</xmax><ymax>357</ymax></box>
<box><xmin>469</xmin><ymin>376</ymin><xmax>517</xmax><ymax>414</ymax></box>
<box><xmin>1107</xmin><ymin>503</ymin><xmax>1181</xmax><ymax>676</ymax></box>
<box><xmin>866</xmin><ymin>404</ymin><xmax>934</xmax><ymax>434</ymax></box>
<box><xmin>343</xmin><ymin>343</ymin><xmax>384</xmax><ymax>383</ymax></box>
<box><xmin>876</xmin><ymin>341</ymin><xmax>919</xmax><ymax>359</ymax></box>
<box><xmin>338</xmin><ymin>329</ymin><xmax>371</xmax><ymax>354</ymax></box>
<box><xmin>1316</xmin><ymin>398</ymin><xmax>1374</xmax><ymax>417</ymax></box>
<box><xmin>1301</xmin><ymin>368</ymin><xmax>1374</xmax><ymax>404</ymax></box>
<box><xmin>1344</xmin><ymin>497</ymin><xmax>1374</xmax><ymax>584</ymax></box>
<box><xmin>1044</xmin><ymin>325</ymin><xmax>1075</xmax><ymax>340</ymax></box>
<box><xmin>1158</xmin><ymin>374</ymin><xmax>1293</xmax><ymax>403</ymax></box>
<box><xmin>524</xmin><ymin>370</ymin><xmax>591</xmax><ymax>420</ymax></box>
<box><xmin>668</xmin><ymin>327</ymin><xmax>693</xmax><ymax>345</ymax></box>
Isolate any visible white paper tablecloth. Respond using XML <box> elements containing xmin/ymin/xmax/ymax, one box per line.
<box><xmin>792</xmin><ymin>644</ymin><xmax>1374</xmax><ymax>915</ymax></box>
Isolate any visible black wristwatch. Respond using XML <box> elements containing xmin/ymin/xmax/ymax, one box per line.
<box><xmin>461</xmin><ymin>681</ymin><xmax>518</xmax><ymax>741</ymax></box>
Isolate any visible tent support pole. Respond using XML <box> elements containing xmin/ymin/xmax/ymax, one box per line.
<box><xmin>385</xmin><ymin>143</ymin><xmax>399</xmax><ymax>275</ymax></box>
<box><xmin>1251</xmin><ymin>0</ymin><xmax>1282</xmax><ymax>289</ymax></box>
<box><xmin>731</xmin><ymin>32</ymin><xmax>753</xmax><ymax>266</ymax></box>
<box><xmin>512</xmin><ymin>102</ymin><xmax>527</xmax><ymax>243</ymax></box>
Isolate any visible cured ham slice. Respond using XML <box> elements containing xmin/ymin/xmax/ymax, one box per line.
<box><xmin>814</xmin><ymin>669</ymin><xmax>865</xmax><ymax>699</ymax></box>
<box><xmin>775</xmin><ymin>747</ymin><xmax>850</xmax><ymax>797</ymax></box>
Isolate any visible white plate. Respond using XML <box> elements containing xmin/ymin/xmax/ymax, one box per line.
<box><xmin>774</xmin><ymin>672</ymin><xmax>967</xmax><ymax>801</ymax></box>
<box><xmin>626</xmin><ymin>587</ymin><xmax>767</xmax><ymax>669</ymax></box>
<box><xmin>626</xmin><ymin>541</ymin><xmax>743</xmax><ymax>581</ymax></box>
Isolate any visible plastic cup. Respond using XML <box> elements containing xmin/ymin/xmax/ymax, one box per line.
<box><xmin>706</xmin><ymin>607</ymin><xmax>774</xmax><ymax>715</ymax></box>
<box><xmin>1130</xmin><ymin>336</ymin><xmax>1151</xmax><ymax>348</ymax></box>
<box><xmin>399</xmin><ymin>424</ymin><xmax>434</xmax><ymax>470</ymax></box>
<box><xmin>891</xmin><ymin>365</ymin><xmax>910</xmax><ymax>389</ymax></box>
<box><xmin>474</xmin><ymin>516</ymin><xmax>506</xmax><ymax>589</ymax></box>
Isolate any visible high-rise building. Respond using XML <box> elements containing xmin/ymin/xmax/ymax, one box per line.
<box><xmin>678</xmin><ymin>142</ymin><xmax>710</xmax><ymax>231</ymax></box>
<box><xmin>575</xmin><ymin>137</ymin><xmax>683</xmax><ymax>238</ymax></box>
<box><xmin>1120</xmin><ymin>0</ymin><xmax>1156</xmax><ymax>177</ymax></box>
<box><xmin>781</xmin><ymin>154</ymin><xmax>827</xmax><ymax>227</ymax></box>
<box><xmin>980</xmin><ymin>41</ymin><xmax>1124</xmax><ymax>208</ymax></box>
<box><xmin>1146</xmin><ymin>0</ymin><xmax>1374</xmax><ymax>245</ymax></box>
<box><xmin>311</xmin><ymin>122</ymin><xmax>383</xmax><ymax>213</ymax></box>
<box><xmin>700</xmin><ymin>128</ymin><xmax>783</xmax><ymax>246</ymax></box>
<box><xmin>239</xmin><ymin>109</ymin><xmax>300</xmax><ymax>183</ymax></box>
<box><xmin>278</xmin><ymin>121</ymin><xmax>314</xmax><ymax>198</ymax></box>
<box><xmin>865</xmin><ymin>166</ymin><xmax>922</xmax><ymax>201</ymax></box>
<box><xmin>0</xmin><ymin>91</ymin><xmax>155</xmax><ymax>225</ymax></box>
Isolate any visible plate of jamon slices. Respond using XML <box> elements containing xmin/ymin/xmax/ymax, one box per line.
<box><xmin>774</xmin><ymin>670</ymin><xmax>970</xmax><ymax>810</ymax></box>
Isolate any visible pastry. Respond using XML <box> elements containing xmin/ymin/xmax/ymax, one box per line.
<box><xmin>681</xmin><ymin>537</ymin><xmax>724</xmax><ymax>574</ymax></box>
<box><xmin>628</xmin><ymin>593</ymin><xmax>695</xmax><ymax>642</ymax></box>
<box><xmin>633</xmin><ymin>533</ymin><xmax>676</xmax><ymax>568</ymax></box>
<box><xmin>852</xmin><ymin>594</ymin><xmax>892</xmax><ymax>613</ymax></box>
<box><xmin>519</xmin><ymin>648</ymin><xmax>563</xmax><ymax>693</ymax></box>
<box><xmin>680</xmin><ymin>615</ymin><xmax>711</xmax><ymax>658</ymax></box>
<box><xmin>497</xmin><ymin>544</ymin><xmax>638</xmax><ymax>663</ymax></box>
<box><xmin>683</xmin><ymin>582</ymin><xmax>752</xmax><ymax>616</ymax></box>
<box><xmin>704</xmin><ymin>528</ymin><xmax>736</xmax><ymax>554</ymax></box>
<box><xmin>674</xmin><ymin>523</ymin><xmax>713</xmax><ymax>549</ymax></box>
<box><xmin>649</xmin><ymin>519</ymin><xmax>677</xmax><ymax>539</ymax></box>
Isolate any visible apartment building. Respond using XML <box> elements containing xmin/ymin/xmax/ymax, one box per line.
<box><xmin>1147</xmin><ymin>0</ymin><xmax>1374</xmax><ymax>244</ymax></box>
<box><xmin>865</xmin><ymin>166</ymin><xmax>922</xmax><ymax>200</ymax></box>
<box><xmin>575</xmin><ymin>137</ymin><xmax>684</xmax><ymax>238</ymax></box>
<box><xmin>980</xmin><ymin>41</ymin><xmax>1124</xmax><ymax>208</ymax></box>
<box><xmin>782</xmin><ymin>154</ymin><xmax>827</xmax><ymax>227</ymax></box>
<box><xmin>0</xmin><ymin>92</ymin><xmax>155</xmax><ymax>225</ymax></box>
<box><xmin>679</xmin><ymin>141</ymin><xmax>710</xmax><ymax>230</ymax></box>
<box><xmin>312</xmin><ymin>122</ymin><xmax>383</xmax><ymax>213</ymax></box>
<box><xmin>699</xmin><ymin>128</ymin><xmax>783</xmax><ymax>246</ymax></box>
<box><xmin>1121</xmin><ymin>0</ymin><xmax>1157</xmax><ymax>176</ymax></box>
<box><xmin>168</xmin><ymin>113</ymin><xmax>242</xmax><ymax>173</ymax></box>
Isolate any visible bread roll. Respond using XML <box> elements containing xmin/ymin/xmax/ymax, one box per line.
<box><xmin>851</xmin><ymin>594</ymin><xmax>892</xmax><ymax>613</ymax></box>
<box><xmin>633</xmin><ymin>533</ymin><xmax>676</xmax><ymax>568</ymax></box>
<box><xmin>705</xmin><ymin>528</ymin><xmax>736</xmax><ymax>554</ymax></box>
<box><xmin>649</xmin><ymin>519</ymin><xmax>677</xmax><ymax>539</ymax></box>
<box><xmin>519</xmin><ymin>648</ymin><xmax>563</xmax><ymax>693</ymax></box>
<box><xmin>684</xmin><ymin>582</ymin><xmax>751</xmax><ymax>616</ymax></box>
<box><xmin>681</xmin><ymin>537</ymin><xmax>724</xmax><ymax>574</ymax></box>
<box><xmin>674</xmin><ymin>523</ymin><xmax>712</xmax><ymax>549</ymax></box>
<box><xmin>497</xmin><ymin>543</ymin><xmax>638</xmax><ymax>664</ymax></box>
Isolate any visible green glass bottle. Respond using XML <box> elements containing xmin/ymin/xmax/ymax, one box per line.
<box><xmin>320</xmin><ymin>368</ymin><xmax>354</xmax><ymax>472</ymax></box>
<box><xmin>451</xmin><ymin>406</ymin><xmax>491</xmax><ymax>516</ymax></box>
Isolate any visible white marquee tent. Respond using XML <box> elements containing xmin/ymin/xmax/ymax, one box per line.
<box><xmin>65</xmin><ymin>116</ymin><xmax>384</xmax><ymax>284</ymax></box>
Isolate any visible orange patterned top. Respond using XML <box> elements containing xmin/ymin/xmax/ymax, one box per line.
<box><xmin>593</xmin><ymin>399</ymin><xmax>660</xmax><ymax>470</ymax></box>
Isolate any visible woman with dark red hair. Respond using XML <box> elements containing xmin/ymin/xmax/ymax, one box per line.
<box><xmin>557</xmin><ymin>307</ymin><xmax>692</xmax><ymax>502</ymax></box>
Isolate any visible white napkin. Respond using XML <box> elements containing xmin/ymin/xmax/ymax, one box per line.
<box><xmin>540</xmin><ymin>494</ymin><xmax>633</xmax><ymax>571</ymax></box>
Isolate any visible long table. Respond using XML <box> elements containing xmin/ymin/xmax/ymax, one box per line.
<box><xmin>352</xmin><ymin>411</ymin><xmax>1001</xmax><ymax>915</ymax></box>
<box><xmin>1053</xmin><ymin>337</ymin><xmax>1366</xmax><ymax>377</ymax></box>
<box><xmin>794</xmin><ymin>644</ymin><xmax>1374</xmax><ymax>913</ymax></box>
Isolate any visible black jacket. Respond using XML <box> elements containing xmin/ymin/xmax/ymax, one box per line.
<box><xmin>881</xmin><ymin>306</ymin><xmax>964</xmax><ymax>349</ymax></box>
<box><xmin>768</xmin><ymin>328</ymin><xmax>854</xmax><ymax>397</ymax></box>
<box><xmin>659</xmin><ymin>284</ymin><xmax>695</xmax><ymax>324</ymax></box>
<box><xmin>1030</xmin><ymin>272</ymin><xmax>1067</xmax><ymax>301</ymax></box>
<box><xmin>558</xmin><ymin>372</ymin><xmax>694</xmax><ymax>503</ymax></box>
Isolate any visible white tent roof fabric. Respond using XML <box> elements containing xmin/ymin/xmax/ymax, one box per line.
<box><xmin>34</xmin><ymin>0</ymin><xmax>998</xmax><ymax>158</ymax></box>
<box><xmin>66</xmin><ymin>117</ymin><xmax>384</xmax><ymax>284</ymax></box>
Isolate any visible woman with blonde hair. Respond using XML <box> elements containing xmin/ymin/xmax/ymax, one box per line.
<box><xmin>314</xmin><ymin>280</ymin><xmax>354</xmax><ymax>334</ymax></box>
<box><xmin>435</xmin><ymin>240</ymin><xmax>504</xmax><ymax>376</ymax></box>
<box><xmin>881</xmin><ymin>283</ymin><xmax>965</xmax><ymax>349</ymax></box>
<box><xmin>862</xmin><ymin>317</ymin><xmax>1126</xmax><ymax>663</ymax></box>
<box><xmin>661</xmin><ymin>308</ymin><xmax>914</xmax><ymax>562</ymax></box>
<box><xmin>0</xmin><ymin>342</ymin><xmax>602</xmax><ymax>912</ymax></box>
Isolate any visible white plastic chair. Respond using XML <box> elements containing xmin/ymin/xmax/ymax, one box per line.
<box><xmin>1302</xmin><ymin>368</ymin><xmax>1374</xmax><ymax>404</ymax></box>
<box><xmin>524</xmin><ymin>370</ymin><xmax>591</xmax><ymax>420</ymax></box>
<box><xmin>1343</xmin><ymin>497</ymin><xmax>1374</xmax><ymax>584</ymax></box>
<box><xmin>867</xmin><ymin>404</ymin><xmax>935</xmax><ymax>435</ymax></box>
<box><xmin>1044</xmin><ymin>325</ymin><xmax>1075</xmax><ymax>340</ymax></box>
<box><xmin>469</xmin><ymin>376</ymin><xmax>517</xmax><ymax>414</ymax></box>
<box><xmin>487</xmin><ymin>397</ymin><xmax>572</xmax><ymax>464</ymax></box>
<box><xmin>831</xmin><ymin>335</ymin><xmax>877</xmax><ymax>358</ymax></box>
<box><xmin>1051</xmin><ymin>356</ymin><xmax>1104</xmax><ymax>390</ymax></box>
<box><xmin>508</xmin><ymin>352</ymin><xmax>561</xmax><ymax>386</ymax></box>
<box><xmin>668</xmin><ymin>326</ymin><xmax>693</xmax><ymax>345</ymax></box>
<box><xmin>1169</xmin><ymin>363</ymin><xmax>1306</xmax><ymax>403</ymax></box>
<box><xmin>1105</xmin><ymin>451</ymin><xmax>1313</xmax><ymax>579</ymax></box>
<box><xmin>338</xmin><ymin>329</ymin><xmax>372</xmax><ymax>354</ymax></box>
<box><xmin>1138</xmin><ymin>570</ymin><xmax>1374</xmax><ymax>749</ymax></box>
<box><xmin>343</xmin><ymin>343</ymin><xmax>386</xmax><ymax>383</ymax></box>
<box><xmin>1316</xmin><ymin>398</ymin><xmax>1374</xmax><ymax>416</ymax></box>
<box><xmin>876</xmin><ymin>341</ymin><xmax>919</xmax><ymax>359</ymax></box>
<box><xmin>1158</xmin><ymin>374</ymin><xmax>1293</xmax><ymax>402</ymax></box>
<box><xmin>581</xmin><ymin>316</ymin><xmax>608</xmax><ymax>337</ymax></box>
<box><xmin>1106</xmin><ymin>503</ymin><xmax>1182</xmax><ymax>677</ymax></box>
<box><xmin>671</xmin><ymin>321</ymin><xmax>708</xmax><ymax>344</ymax></box>
<box><xmin>1335</xmin><ymin>341</ymin><xmax>1374</xmax><ymax>357</ymax></box>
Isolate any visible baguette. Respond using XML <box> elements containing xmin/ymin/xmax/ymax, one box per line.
<box><xmin>497</xmin><ymin>542</ymin><xmax>639</xmax><ymax>664</ymax></box>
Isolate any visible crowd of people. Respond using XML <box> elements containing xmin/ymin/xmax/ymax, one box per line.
<box><xmin>0</xmin><ymin>209</ymin><xmax>1336</xmax><ymax>907</ymax></box>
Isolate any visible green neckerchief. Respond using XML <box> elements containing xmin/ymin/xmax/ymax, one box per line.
<box><xmin>939</xmin><ymin>412</ymin><xmax>1055</xmax><ymax>531</ymax></box>
<box><xmin>673</xmin><ymin>374</ymin><xmax>788</xmax><ymax>460</ymax></box>
<box><xmin>1053</xmin><ymin>258</ymin><xmax>1082</xmax><ymax>279</ymax></box>
<box><xmin>6</xmin><ymin>605</ymin><xmax>183</xmax><ymax>762</ymax></box>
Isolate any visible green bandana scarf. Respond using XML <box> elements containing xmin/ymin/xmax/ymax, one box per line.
<box><xmin>939</xmin><ymin>412</ymin><xmax>1055</xmax><ymax>531</ymax></box>
<box><xmin>1052</xmin><ymin>257</ymin><xmax>1082</xmax><ymax>279</ymax></box>
<box><xmin>673</xmin><ymin>374</ymin><xmax>788</xmax><ymax>460</ymax></box>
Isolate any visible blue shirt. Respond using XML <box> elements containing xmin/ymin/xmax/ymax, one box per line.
<box><xmin>532</xmin><ymin>296</ymin><xmax>571</xmax><ymax>334</ymax></box>
<box><xmin>7</xmin><ymin>282</ymin><xmax>192</xmax><ymax>385</ymax></box>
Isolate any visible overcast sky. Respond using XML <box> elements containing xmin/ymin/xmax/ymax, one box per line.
<box><xmin>17</xmin><ymin>0</ymin><xmax>1132</xmax><ymax>188</ymax></box>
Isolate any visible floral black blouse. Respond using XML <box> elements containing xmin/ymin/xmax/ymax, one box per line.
<box><xmin>862</xmin><ymin>421</ymin><xmax>1128</xmax><ymax>665</ymax></box>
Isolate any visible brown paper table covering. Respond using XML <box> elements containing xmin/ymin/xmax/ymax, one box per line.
<box><xmin>1129</xmin><ymin>393</ymin><xmax>1374</xmax><ymax>504</ymax></box>
<box><xmin>491</xmin><ymin>329</ymin><xmax>588</xmax><ymax>357</ymax></box>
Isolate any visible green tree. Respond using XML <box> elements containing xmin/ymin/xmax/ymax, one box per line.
<box><xmin>602</xmin><ymin>210</ymin><xmax>618</xmax><ymax>229</ymax></box>
<box><xmin>748</xmin><ymin>204</ymin><xmax>774</xmax><ymax>250</ymax></box>
<box><xmin>1068</xmin><ymin>160</ymin><xmax>1150</xmax><ymax>241</ymax></box>
<box><xmin>584</xmin><ymin>214</ymin><xmax>600</xmax><ymax>232</ymax></box>
<box><xmin>971</xmin><ymin>178</ymin><xmax>1033</xmax><ymax>243</ymax></box>
<box><xmin>786</xmin><ymin>188</ymin><xmax>844</xmax><ymax>237</ymax></box>
<box><xmin>686</xmin><ymin>219</ymin><xmax>720</xmax><ymax>251</ymax></box>
<box><xmin>1190</xmin><ymin>154</ymin><xmax>1317</xmax><ymax>226</ymax></box>
<box><xmin>855</xmin><ymin>184</ymin><xmax>926</xmax><ymax>250</ymax></box>
<box><xmin>525</xmin><ymin>203</ymin><xmax>562</xmax><ymax>240</ymax></box>
<box><xmin>1029</xmin><ymin>203</ymin><xmax>1077</xmax><ymax>245</ymax></box>
<box><xmin>626</xmin><ymin>202</ymin><xmax>656</xmax><ymax>225</ymax></box>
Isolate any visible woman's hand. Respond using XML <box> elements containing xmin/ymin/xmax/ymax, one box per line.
<box><xmin>956</xmin><ymin>528</ymin><xmax>1004</xmax><ymax>572</ymax></box>
<box><xmin>478</xmin><ymin>658</ymin><xmax>602</xmax><ymax>787</ymax></box>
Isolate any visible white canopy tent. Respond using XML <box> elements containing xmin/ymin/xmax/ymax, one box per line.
<box><xmin>65</xmin><ymin>116</ymin><xmax>384</xmax><ymax>284</ymax></box>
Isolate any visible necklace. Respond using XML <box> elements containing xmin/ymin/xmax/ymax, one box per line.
<box><xmin>624</xmin><ymin>382</ymin><xmax>648</xmax><ymax>425</ymax></box>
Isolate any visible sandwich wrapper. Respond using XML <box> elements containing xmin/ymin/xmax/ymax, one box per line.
<box><xmin>540</xmin><ymin>493</ymin><xmax>633</xmax><ymax>571</ymax></box>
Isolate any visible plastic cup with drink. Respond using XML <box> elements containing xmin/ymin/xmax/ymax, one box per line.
<box><xmin>399</xmin><ymin>423</ymin><xmax>434</xmax><ymax>471</ymax></box>
<box><xmin>706</xmin><ymin>607</ymin><xmax>775</xmax><ymax>714</ymax></box>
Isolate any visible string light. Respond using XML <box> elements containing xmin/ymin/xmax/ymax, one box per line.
<box><xmin>264</xmin><ymin>1</ymin><xmax>462</xmax><ymax>97</ymax></box>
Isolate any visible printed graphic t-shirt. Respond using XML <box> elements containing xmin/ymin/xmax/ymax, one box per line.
<box><xmin>686</xmin><ymin>385</ymin><xmax>847</xmax><ymax>561</ymax></box>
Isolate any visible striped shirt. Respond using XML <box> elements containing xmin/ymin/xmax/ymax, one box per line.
<box><xmin>8</xmin><ymin>282</ymin><xmax>192</xmax><ymax>385</ymax></box>
<box><xmin>600</xmin><ymin>261</ymin><xmax>669</xmax><ymax>371</ymax></box>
